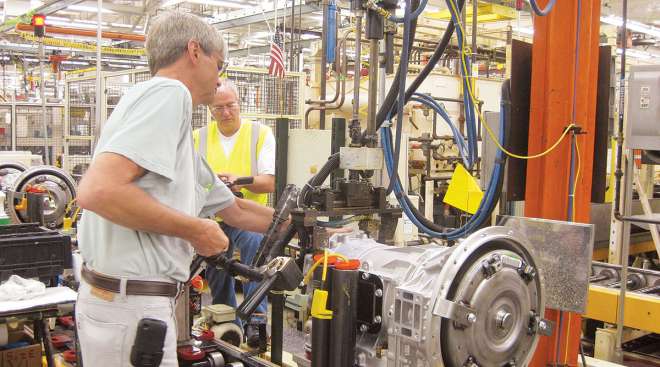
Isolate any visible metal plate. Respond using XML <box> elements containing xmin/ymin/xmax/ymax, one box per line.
<box><xmin>506</xmin><ymin>39</ymin><xmax>533</xmax><ymax>201</ymax></box>
<box><xmin>497</xmin><ymin>216</ymin><xmax>594</xmax><ymax>313</ymax></box>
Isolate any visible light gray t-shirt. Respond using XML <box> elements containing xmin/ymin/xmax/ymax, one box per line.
<box><xmin>78</xmin><ymin>77</ymin><xmax>235</xmax><ymax>282</ymax></box>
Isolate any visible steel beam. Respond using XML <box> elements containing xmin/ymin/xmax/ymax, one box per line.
<box><xmin>585</xmin><ymin>285</ymin><xmax>660</xmax><ymax>334</ymax></box>
<box><xmin>212</xmin><ymin>3</ymin><xmax>320</xmax><ymax>31</ymax></box>
<box><xmin>524</xmin><ymin>0</ymin><xmax>602</xmax><ymax>366</ymax></box>
<box><xmin>228</xmin><ymin>39</ymin><xmax>314</xmax><ymax>58</ymax></box>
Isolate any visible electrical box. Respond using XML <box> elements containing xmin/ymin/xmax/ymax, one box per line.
<box><xmin>626</xmin><ymin>64</ymin><xmax>660</xmax><ymax>150</ymax></box>
<box><xmin>287</xmin><ymin>129</ymin><xmax>332</xmax><ymax>188</ymax></box>
<box><xmin>339</xmin><ymin>147</ymin><xmax>383</xmax><ymax>171</ymax></box>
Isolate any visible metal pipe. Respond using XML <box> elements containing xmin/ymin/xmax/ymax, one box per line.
<box><xmin>275</xmin><ymin>117</ymin><xmax>289</xmax><ymax>203</ymax></box>
<box><xmin>95</xmin><ymin>0</ymin><xmax>102</xmax><ymax>150</ymax></box>
<box><xmin>352</xmin><ymin>13</ymin><xmax>363</xmax><ymax>121</ymax></box>
<box><xmin>432</xmin><ymin>96</ymin><xmax>465</xmax><ymax>104</ymax></box>
<box><xmin>319</xmin><ymin>1</ymin><xmax>328</xmax><ymax>129</ymax></box>
<box><xmin>307</xmin><ymin>29</ymin><xmax>353</xmax><ymax>105</ymax></box>
<box><xmin>15</xmin><ymin>23</ymin><xmax>145</xmax><ymax>41</ymax></box>
<box><xmin>471</xmin><ymin>0</ymin><xmax>477</xmax><ymax>66</ymax></box>
<box><xmin>38</xmin><ymin>39</ymin><xmax>49</xmax><ymax>165</ymax></box>
<box><xmin>615</xmin><ymin>153</ymin><xmax>633</xmax><ymax>362</ymax></box>
<box><xmin>271</xmin><ymin>293</ymin><xmax>284</xmax><ymax>365</ymax></box>
<box><xmin>638</xmin><ymin>285</ymin><xmax>660</xmax><ymax>294</ymax></box>
<box><xmin>304</xmin><ymin>78</ymin><xmax>346</xmax><ymax>127</ymax></box>
<box><xmin>328</xmin><ymin>267</ymin><xmax>358</xmax><ymax>367</ymax></box>
<box><xmin>290</xmin><ymin>0</ymin><xmax>296</xmax><ymax>69</ymax></box>
<box><xmin>304</xmin><ymin>31</ymin><xmax>350</xmax><ymax>128</ymax></box>
<box><xmin>613</xmin><ymin>0</ymin><xmax>629</xmax><ymax>361</ymax></box>
<box><xmin>366</xmin><ymin>39</ymin><xmax>379</xmax><ymax>142</ymax></box>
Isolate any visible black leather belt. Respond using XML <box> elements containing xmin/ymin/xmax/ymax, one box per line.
<box><xmin>81</xmin><ymin>265</ymin><xmax>178</xmax><ymax>297</ymax></box>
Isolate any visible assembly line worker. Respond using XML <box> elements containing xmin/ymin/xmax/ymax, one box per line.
<box><xmin>74</xmin><ymin>11</ymin><xmax>287</xmax><ymax>367</ymax></box>
<box><xmin>193</xmin><ymin>81</ymin><xmax>275</xmax><ymax>347</ymax></box>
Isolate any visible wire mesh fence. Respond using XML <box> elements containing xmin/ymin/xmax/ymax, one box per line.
<box><xmin>192</xmin><ymin>105</ymin><xmax>209</xmax><ymax>130</ymax></box>
<box><xmin>14</xmin><ymin>105</ymin><xmax>64</xmax><ymax>164</ymax></box>
<box><xmin>67</xmin><ymin>78</ymin><xmax>96</xmax><ymax>137</ymax></box>
<box><xmin>226</xmin><ymin>69</ymin><xmax>301</xmax><ymax>117</ymax></box>
<box><xmin>0</xmin><ymin>106</ymin><xmax>12</xmax><ymax>151</ymax></box>
<box><xmin>134</xmin><ymin>70</ymin><xmax>151</xmax><ymax>83</ymax></box>
<box><xmin>62</xmin><ymin>67</ymin><xmax>304</xmax><ymax>180</ymax></box>
<box><xmin>262</xmin><ymin>119</ymin><xmax>302</xmax><ymax>131</ymax></box>
<box><xmin>62</xmin><ymin>154</ymin><xmax>92</xmax><ymax>182</ymax></box>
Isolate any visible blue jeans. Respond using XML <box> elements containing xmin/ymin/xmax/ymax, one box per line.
<box><xmin>206</xmin><ymin>224</ymin><xmax>268</xmax><ymax>325</ymax></box>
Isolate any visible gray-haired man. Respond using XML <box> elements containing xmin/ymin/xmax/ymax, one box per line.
<box><xmin>75</xmin><ymin>11</ymin><xmax>284</xmax><ymax>366</ymax></box>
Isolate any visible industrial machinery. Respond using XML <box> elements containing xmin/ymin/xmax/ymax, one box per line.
<box><xmin>173</xmin><ymin>0</ymin><xmax>597</xmax><ymax>366</ymax></box>
<box><xmin>315</xmin><ymin>227</ymin><xmax>550</xmax><ymax>367</ymax></box>
<box><xmin>0</xmin><ymin>162</ymin><xmax>27</xmax><ymax>191</ymax></box>
<box><xmin>2</xmin><ymin>165</ymin><xmax>77</xmax><ymax>229</ymax></box>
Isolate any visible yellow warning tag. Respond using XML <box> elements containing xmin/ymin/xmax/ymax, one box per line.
<box><xmin>443</xmin><ymin>164</ymin><xmax>484</xmax><ymax>214</ymax></box>
<box><xmin>310</xmin><ymin>289</ymin><xmax>333</xmax><ymax>320</ymax></box>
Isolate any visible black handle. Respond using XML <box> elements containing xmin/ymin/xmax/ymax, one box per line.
<box><xmin>237</xmin><ymin>275</ymin><xmax>278</xmax><ymax>320</ymax></box>
<box><xmin>230</xmin><ymin>176</ymin><xmax>254</xmax><ymax>187</ymax></box>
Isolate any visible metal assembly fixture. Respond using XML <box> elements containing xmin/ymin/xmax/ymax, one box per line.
<box><xmin>3</xmin><ymin>165</ymin><xmax>77</xmax><ymax>228</ymax></box>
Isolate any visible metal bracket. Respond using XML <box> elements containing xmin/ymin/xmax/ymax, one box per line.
<box><xmin>433</xmin><ymin>298</ymin><xmax>476</xmax><ymax>327</ymax></box>
<box><xmin>528</xmin><ymin>313</ymin><xmax>554</xmax><ymax>336</ymax></box>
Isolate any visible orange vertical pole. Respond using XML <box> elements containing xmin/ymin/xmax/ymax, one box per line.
<box><xmin>525</xmin><ymin>0</ymin><xmax>601</xmax><ymax>366</ymax></box>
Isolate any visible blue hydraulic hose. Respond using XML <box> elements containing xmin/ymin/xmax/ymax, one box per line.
<box><xmin>381</xmin><ymin>94</ymin><xmax>508</xmax><ymax>240</ymax></box>
<box><xmin>445</xmin><ymin>0</ymin><xmax>479</xmax><ymax>169</ymax></box>
<box><xmin>387</xmin><ymin>0</ymin><xmax>413</xmax><ymax>194</ymax></box>
<box><xmin>326</xmin><ymin>1</ymin><xmax>337</xmax><ymax>63</ymax></box>
<box><xmin>529</xmin><ymin>0</ymin><xmax>557</xmax><ymax>16</ymax></box>
<box><xmin>409</xmin><ymin>95</ymin><xmax>471</xmax><ymax>167</ymax></box>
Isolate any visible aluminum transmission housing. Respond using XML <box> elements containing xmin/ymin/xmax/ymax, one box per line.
<box><xmin>331</xmin><ymin>226</ymin><xmax>548</xmax><ymax>367</ymax></box>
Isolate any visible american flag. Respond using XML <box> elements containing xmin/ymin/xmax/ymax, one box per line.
<box><xmin>268</xmin><ymin>28</ymin><xmax>285</xmax><ymax>78</ymax></box>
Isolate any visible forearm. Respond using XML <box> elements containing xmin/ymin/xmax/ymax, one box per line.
<box><xmin>79</xmin><ymin>182</ymin><xmax>199</xmax><ymax>241</ymax></box>
<box><xmin>218</xmin><ymin>198</ymin><xmax>276</xmax><ymax>233</ymax></box>
<box><xmin>244</xmin><ymin>174</ymin><xmax>275</xmax><ymax>194</ymax></box>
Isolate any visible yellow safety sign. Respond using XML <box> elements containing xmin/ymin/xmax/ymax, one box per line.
<box><xmin>443</xmin><ymin>164</ymin><xmax>484</xmax><ymax>214</ymax></box>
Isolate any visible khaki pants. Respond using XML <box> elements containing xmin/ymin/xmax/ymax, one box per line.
<box><xmin>75</xmin><ymin>279</ymin><xmax>178</xmax><ymax>366</ymax></box>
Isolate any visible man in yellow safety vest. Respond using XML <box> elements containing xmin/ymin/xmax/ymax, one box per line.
<box><xmin>193</xmin><ymin>80</ymin><xmax>275</xmax><ymax>347</ymax></box>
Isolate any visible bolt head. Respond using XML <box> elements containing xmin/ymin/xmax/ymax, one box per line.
<box><xmin>375</xmin><ymin>289</ymin><xmax>383</xmax><ymax>297</ymax></box>
<box><xmin>539</xmin><ymin>320</ymin><xmax>547</xmax><ymax>330</ymax></box>
<box><xmin>360</xmin><ymin>324</ymin><xmax>369</xmax><ymax>332</ymax></box>
<box><xmin>496</xmin><ymin>310</ymin><xmax>513</xmax><ymax>330</ymax></box>
<box><xmin>466</xmin><ymin>313</ymin><xmax>477</xmax><ymax>324</ymax></box>
<box><xmin>362</xmin><ymin>273</ymin><xmax>370</xmax><ymax>280</ymax></box>
<box><xmin>374</xmin><ymin>316</ymin><xmax>382</xmax><ymax>324</ymax></box>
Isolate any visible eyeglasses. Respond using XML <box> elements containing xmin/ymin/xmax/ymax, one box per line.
<box><xmin>218</xmin><ymin>59</ymin><xmax>229</xmax><ymax>75</ymax></box>
<box><xmin>211</xmin><ymin>103</ymin><xmax>239</xmax><ymax>113</ymax></box>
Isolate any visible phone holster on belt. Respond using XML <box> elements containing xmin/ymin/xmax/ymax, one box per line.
<box><xmin>130</xmin><ymin>318</ymin><xmax>167</xmax><ymax>367</ymax></box>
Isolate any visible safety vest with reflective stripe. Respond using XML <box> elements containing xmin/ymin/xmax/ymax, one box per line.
<box><xmin>193</xmin><ymin>120</ymin><xmax>269</xmax><ymax>205</ymax></box>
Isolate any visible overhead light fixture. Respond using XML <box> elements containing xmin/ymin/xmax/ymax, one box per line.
<box><xmin>248</xmin><ymin>31</ymin><xmax>271</xmax><ymax>39</ymax></box>
<box><xmin>67</xmin><ymin>5</ymin><xmax>115</xmax><ymax>14</ymax></box>
<box><xmin>46</xmin><ymin>19</ymin><xmax>100</xmax><ymax>29</ymax></box>
<box><xmin>62</xmin><ymin>60</ymin><xmax>89</xmax><ymax>65</ymax></box>
<box><xmin>512</xmin><ymin>26</ymin><xmax>534</xmax><ymax>36</ymax></box>
<box><xmin>163</xmin><ymin>0</ymin><xmax>254</xmax><ymax>9</ymax></box>
<box><xmin>107</xmin><ymin>63</ymin><xmax>132</xmax><ymax>68</ymax></box>
<box><xmin>601</xmin><ymin>15</ymin><xmax>660</xmax><ymax>39</ymax></box>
